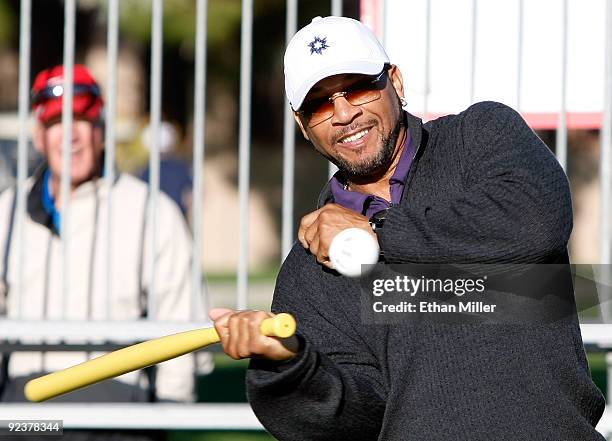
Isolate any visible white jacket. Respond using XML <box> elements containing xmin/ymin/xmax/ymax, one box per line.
<box><xmin>0</xmin><ymin>169</ymin><xmax>196</xmax><ymax>402</ymax></box>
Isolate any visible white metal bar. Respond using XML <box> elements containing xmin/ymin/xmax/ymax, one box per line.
<box><xmin>556</xmin><ymin>0</ymin><xmax>568</xmax><ymax>171</ymax></box>
<box><xmin>608</xmin><ymin>353</ymin><xmax>612</xmax><ymax>406</ymax></box>
<box><xmin>0</xmin><ymin>404</ymin><xmax>263</xmax><ymax>430</ymax></box>
<box><xmin>601</xmin><ymin>0</ymin><xmax>612</xmax><ymax>323</ymax></box>
<box><xmin>328</xmin><ymin>162</ymin><xmax>339</xmax><ymax>179</ymax></box>
<box><xmin>422</xmin><ymin>0</ymin><xmax>431</xmax><ymax>121</ymax></box>
<box><xmin>237</xmin><ymin>0</ymin><xmax>253</xmax><ymax>310</ymax></box>
<box><xmin>0</xmin><ymin>319</ymin><xmax>213</xmax><ymax>341</ymax></box>
<box><xmin>601</xmin><ymin>405</ymin><xmax>612</xmax><ymax>438</ymax></box>
<box><xmin>328</xmin><ymin>0</ymin><xmax>343</xmax><ymax>179</ymax></box>
<box><xmin>192</xmin><ymin>0</ymin><xmax>208</xmax><ymax>319</ymax></box>
<box><xmin>147</xmin><ymin>0</ymin><xmax>163</xmax><ymax>318</ymax></box>
<box><xmin>15</xmin><ymin>0</ymin><xmax>31</xmax><ymax>319</ymax></box>
<box><xmin>331</xmin><ymin>0</ymin><xmax>342</xmax><ymax>16</ymax></box>
<box><xmin>282</xmin><ymin>0</ymin><xmax>297</xmax><ymax>260</ymax></box>
<box><xmin>5</xmin><ymin>321</ymin><xmax>609</xmax><ymax>348</ymax></box>
<box><xmin>104</xmin><ymin>0</ymin><xmax>119</xmax><ymax>319</ymax></box>
<box><xmin>579</xmin><ymin>324</ymin><xmax>612</xmax><ymax>347</ymax></box>
<box><xmin>469</xmin><ymin>0</ymin><xmax>478</xmax><ymax>104</ymax></box>
<box><xmin>381</xmin><ymin>0</ymin><xmax>387</xmax><ymax>48</ymax></box>
<box><xmin>516</xmin><ymin>0</ymin><xmax>524</xmax><ymax>112</ymax></box>
<box><xmin>0</xmin><ymin>402</ymin><xmax>609</xmax><ymax>434</ymax></box>
<box><xmin>60</xmin><ymin>0</ymin><xmax>76</xmax><ymax>319</ymax></box>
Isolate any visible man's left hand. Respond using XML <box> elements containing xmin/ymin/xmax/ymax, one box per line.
<box><xmin>298</xmin><ymin>203</ymin><xmax>376</xmax><ymax>268</ymax></box>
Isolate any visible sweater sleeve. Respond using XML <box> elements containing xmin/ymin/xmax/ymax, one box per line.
<box><xmin>246</xmin><ymin>250</ymin><xmax>387</xmax><ymax>441</ymax></box>
<box><xmin>379</xmin><ymin>102</ymin><xmax>572</xmax><ymax>263</ymax></box>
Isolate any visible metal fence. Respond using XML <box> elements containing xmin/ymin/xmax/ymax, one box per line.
<box><xmin>1</xmin><ymin>0</ymin><xmax>612</xmax><ymax>436</ymax></box>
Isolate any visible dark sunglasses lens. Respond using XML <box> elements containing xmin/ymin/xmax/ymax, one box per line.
<box><xmin>344</xmin><ymin>72</ymin><xmax>386</xmax><ymax>105</ymax></box>
<box><xmin>302</xmin><ymin>70</ymin><xmax>387</xmax><ymax>127</ymax></box>
<box><xmin>345</xmin><ymin>89</ymin><xmax>382</xmax><ymax>106</ymax></box>
<box><xmin>304</xmin><ymin>100</ymin><xmax>334</xmax><ymax>127</ymax></box>
<box><xmin>74</xmin><ymin>85</ymin><xmax>97</xmax><ymax>95</ymax></box>
<box><xmin>32</xmin><ymin>84</ymin><xmax>99</xmax><ymax>105</ymax></box>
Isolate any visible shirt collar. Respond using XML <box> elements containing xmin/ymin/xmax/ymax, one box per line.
<box><xmin>330</xmin><ymin>128</ymin><xmax>415</xmax><ymax>216</ymax></box>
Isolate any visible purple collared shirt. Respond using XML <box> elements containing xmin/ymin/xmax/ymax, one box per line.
<box><xmin>330</xmin><ymin>133</ymin><xmax>415</xmax><ymax>218</ymax></box>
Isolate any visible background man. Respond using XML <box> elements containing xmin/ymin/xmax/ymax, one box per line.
<box><xmin>0</xmin><ymin>65</ymin><xmax>195</xmax><ymax>419</ymax></box>
<box><xmin>139</xmin><ymin>120</ymin><xmax>193</xmax><ymax>219</ymax></box>
<box><xmin>210</xmin><ymin>16</ymin><xmax>606</xmax><ymax>440</ymax></box>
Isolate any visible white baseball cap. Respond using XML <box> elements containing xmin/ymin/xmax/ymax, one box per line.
<box><xmin>284</xmin><ymin>16</ymin><xmax>390</xmax><ymax>111</ymax></box>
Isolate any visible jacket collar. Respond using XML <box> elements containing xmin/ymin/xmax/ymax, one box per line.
<box><xmin>26</xmin><ymin>160</ymin><xmax>120</xmax><ymax>235</ymax></box>
<box><xmin>27</xmin><ymin>163</ymin><xmax>57</xmax><ymax>234</ymax></box>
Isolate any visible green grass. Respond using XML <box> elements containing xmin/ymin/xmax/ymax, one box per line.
<box><xmin>205</xmin><ymin>267</ymin><xmax>279</xmax><ymax>284</ymax></box>
<box><xmin>588</xmin><ymin>352</ymin><xmax>608</xmax><ymax>400</ymax></box>
<box><xmin>197</xmin><ymin>354</ymin><xmax>250</xmax><ymax>402</ymax></box>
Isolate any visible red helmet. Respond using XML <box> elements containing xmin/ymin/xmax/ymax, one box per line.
<box><xmin>31</xmin><ymin>64</ymin><xmax>104</xmax><ymax>124</ymax></box>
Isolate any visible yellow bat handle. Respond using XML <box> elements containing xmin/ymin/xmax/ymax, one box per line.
<box><xmin>24</xmin><ymin>313</ymin><xmax>296</xmax><ymax>403</ymax></box>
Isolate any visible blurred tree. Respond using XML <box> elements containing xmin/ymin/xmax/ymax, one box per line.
<box><xmin>116</xmin><ymin>0</ymin><xmax>242</xmax><ymax>50</ymax></box>
<box><xmin>0</xmin><ymin>1</ymin><xmax>16</xmax><ymax>48</ymax></box>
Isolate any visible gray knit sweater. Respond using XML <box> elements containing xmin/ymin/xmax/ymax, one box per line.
<box><xmin>247</xmin><ymin>102</ymin><xmax>606</xmax><ymax>440</ymax></box>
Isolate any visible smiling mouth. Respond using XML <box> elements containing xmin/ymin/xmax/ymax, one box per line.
<box><xmin>339</xmin><ymin>128</ymin><xmax>370</xmax><ymax>144</ymax></box>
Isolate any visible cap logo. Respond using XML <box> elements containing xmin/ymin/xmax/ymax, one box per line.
<box><xmin>308</xmin><ymin>36</ymin><xmax>329</xmax><ymax>55</ymax></box>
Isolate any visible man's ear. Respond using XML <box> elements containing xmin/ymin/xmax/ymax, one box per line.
<box><xmin>32</xmin><ymin>122</ymin><xmax>46</xmax><ymax>155</ymax></box>
<box><xmin>388</xmin><ymin>64</ymin><xmax>405</xmax><ymax>100</ymax></box>
<box><xmin>293</xmin><ymin>113</ymin><xmax>310</xmax><ymax>141</ymax></box>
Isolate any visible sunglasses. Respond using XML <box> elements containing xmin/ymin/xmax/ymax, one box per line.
<box><xmin>298</xmin><ymin>67</ymin><xmax>389</xmax><ymax>128</ymax></box>
<box><xmin>31</xmin><ymin>83</ymin><xmax>101</xmax><ymax>106</ymax></box>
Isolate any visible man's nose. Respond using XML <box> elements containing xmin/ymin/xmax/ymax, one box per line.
<box><xmin>57</xmin><ymin>125</ymin><xmax>79</xmax><ymax>146</ymax></box>
<box><xmin>330</xmin><ymin>94</ymin><xmax>361</xmax><ymax>125</ymax></box>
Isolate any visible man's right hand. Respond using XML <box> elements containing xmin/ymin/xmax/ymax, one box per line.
<box><xmin>209</xmin><ymin>308</ymin><xmax>299</xmax><ymax>361</ymax></box>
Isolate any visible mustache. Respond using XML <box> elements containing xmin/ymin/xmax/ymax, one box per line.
<box><xmin>331</xmin><ymin>119</ymin><xmax>377</xmax><ymax>144</ymax></box>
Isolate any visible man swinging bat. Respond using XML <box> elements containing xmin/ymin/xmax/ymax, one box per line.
<box><xmin>210</xmin><ymin>16</ymin><xmax>605</xmax><ymax>441</ymax></box>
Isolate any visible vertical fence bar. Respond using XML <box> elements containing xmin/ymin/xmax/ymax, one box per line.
<box><xmin>104</xmin><ymin>0</ymin><xmax>119</xmax><ymax>319</ymax></box>
<box><xmin>600</xmin><ymin>0</ymin><xmax>612</xmax><ymax>323</ymax></box>
<box><xmin>556</xmin><ymin>0</ymin><xmax>568</xmax><ymax>172</ymax></box>
<box><xmin>328</xmin><ymin>0</ymin><xmax>342</xmax><ymax>179</ymax></box>
<box><xmin>331</xmin><ymin>0</ymin><xmax>342</xmax><ymax>16</ymax></box>
<box><xmin>469</xmin><ymin>0</ymin><xmax>478</xmax><ymax>104</ymax></box>
<box><xmin>15</xmin><ymin>0</ymin><xmax>31</xmax><ymax>319</ymax></box>
<box><xmin>516</xmin><ymin>0</ymin><xmax>524</xmax><ymax>112</ymax></box>
<box><xmin>147</xmin><ymin>0</ymin><xmax>163</xmax><ymax>318</ymax></box>
<box><xmin>192</xmin><ymin>0</ymin><xmax>208</xmax><ymax>319</ymax></box>
<box><xmin>237</xmin><ymin>0</ymin><xmax>253</xmax><ymax>310</ymax></box>
<box><xmin>282</xmin><ymin>0</ymin><xmax>297</xmax><ymax>260</ymax></box>
<box><xmin>607</xmin><ymin>352</ymin><xmax>612</xmax><ymax>406</ymax></box>
<box><xmin>60</xmin><ymin>0</ymin><xmax>76</xmax><ymax>318</ymax></box>
<box><xmin>422</xmin><ymin>0</ymin><xmax>431</xmax><ymax>120</ymax></box>
<box><xmin>381</xmin><ymin>0</ymin><xmax>387</xmax><ymax>48</ymax></box>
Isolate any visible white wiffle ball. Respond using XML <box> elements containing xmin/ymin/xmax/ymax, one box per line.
<box><xmin>328</xmin><ymin>227</ymin><xmax>380</xmax><ymax>277</ymax></box>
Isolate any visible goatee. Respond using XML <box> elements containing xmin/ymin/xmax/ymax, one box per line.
<box><xmin>334</xmin><ymin>112</ymin><xmax>404</xmax><ymax>180</ymax></box>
